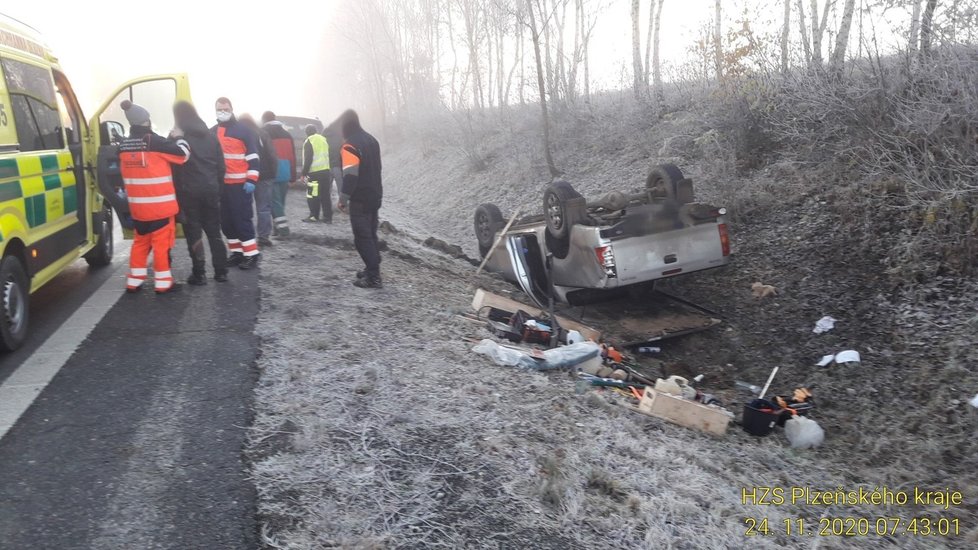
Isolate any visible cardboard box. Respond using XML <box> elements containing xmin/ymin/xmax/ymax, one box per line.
<box><xmin>634</xmin><ymin>387</ymin><xmax>732</xmax><ymax>436</ymax></box>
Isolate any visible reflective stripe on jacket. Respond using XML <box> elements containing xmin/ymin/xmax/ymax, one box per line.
<box><xmin>119</xmin><ymin>131</ymin><xmax>189</xmax><ymax>221</ymax></box>
<box><xmin>216</xmin><ymin>121</ymin><xmax>261</xmax><ymax>184</ymax></box>
<box><xmin>304</xmin><ymin>134</ymin><xmax>330</xmax><ymax>173</ymax></box>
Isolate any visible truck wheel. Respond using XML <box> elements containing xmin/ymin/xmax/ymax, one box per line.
<box><xmin>646</xmin><ymin>164</ymin><xmax>685</xmax><ymax>201</ymax></box>
<box><xmin>84</xmin><ymin>204</ymin><xmax>114</xmax><ymax>267</ymax></box>
<box><xmin>474</xmin><ymin>203</ymin><xmax>504</xmax><ymax>258</ymax></box>
<box><xmin>0</xmin><ymin>256</ymin><xmax>30</xmax><ymax>352</ymax></box>
<box><xmin>543</xmin><ymin>181</ymin><xmax>585</xmax><ymax>240</ymax></box>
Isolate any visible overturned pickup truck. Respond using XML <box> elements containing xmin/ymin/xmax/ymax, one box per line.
<box><xmin>474</xmin><ymin>164</ymin><xmax>731</xmax><ymax>307</ymax></box>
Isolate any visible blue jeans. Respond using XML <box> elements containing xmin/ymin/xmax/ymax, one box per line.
<box><xmin>254</xmin><ymin>179</ymin><xmax>273</xmax><ymax>239</ymax></box>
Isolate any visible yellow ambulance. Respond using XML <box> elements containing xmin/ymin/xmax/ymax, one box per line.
<box><xmin>0</xmin><ymin>14</ymin><xmax>191</xmax><ymax>350</ymax></box>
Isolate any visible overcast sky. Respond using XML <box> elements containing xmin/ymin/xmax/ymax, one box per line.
<box><xmin>5</xmin><ymin>1</ymin><xmax>909</xmax><ymax>125</ymax></box>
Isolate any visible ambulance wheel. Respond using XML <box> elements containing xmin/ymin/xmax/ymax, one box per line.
<box><xmin>0</xmin><ymin>255</ymin><xmax>29</xmax><ymax>352</ymax></box>
<box><xmin>475</xmin><ymin>203</ymin><xmax>504</xmax><ymax>258</ymax></box>
<box><xmin>85</xmin><ymin>204</ymin><xmax>114</xmax><ymax>267</ymax></box>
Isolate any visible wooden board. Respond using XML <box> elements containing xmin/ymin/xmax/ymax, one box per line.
<box><xmin>632</xmin><ymin>387</ymin><xmax>732</xmax><ymax>436</ymax></box>
<box><xmin>471</xmin><ymin>288</ymin><xmax>602</xmax><ymax>342</ymax></box>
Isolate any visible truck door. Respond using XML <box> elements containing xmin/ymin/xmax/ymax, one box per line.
<box><xmin>85</xmin><ymin>74</ymin><xmax>192</xmax><ymax>237</ymax></box>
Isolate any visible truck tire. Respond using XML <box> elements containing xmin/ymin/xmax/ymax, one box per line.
<box><xmin>84</xmin><ymin>204</ymin><xmax>114</xmax><ymax>267</ymax></box>
<box><xmin>474</xmin><ymin>203</ymin><xmax>504</xmax><ymax>258</ymax></box>
<box><xmin>543</xmin><ymin>181</ymin><xmax>586</xmax><ymax>240</ymax></box>
<box><xmin>0</xmin><ymin>255</ymin><xmax>30</xmax><ymax>352</ymax></box>
<box><xmin>646</xmin><ymin>163</ymin><xmax>686</xmax><ymax>202</ymax></box>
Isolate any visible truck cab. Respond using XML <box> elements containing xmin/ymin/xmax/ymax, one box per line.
<box><xmin>0</xmin><ymin>14</ymin><xmax>191</xmax><ymax>350</ymax></box>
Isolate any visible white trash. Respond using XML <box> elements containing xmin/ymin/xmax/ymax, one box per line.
<box><xmin>817</xmin><ymin>350</ymin><xmax>861</xmax><ymax>366</ymax></box>
<box><xmin>784</xmin><ymin>416</ymin><xmax>824</xmax><ymax>449</ymax></box>
<box><xmin>565</xmin><ymin>330</ymin><xmax>584</xmax><ymax>344</ymax></box>
<box><xmin>812</xmin><ymin>316</ymin><xmax>837</xmax><ymax>334</ymax></box>
<box><xmin>970</xmin><ymin>394</ymin><xmax>978</xmax><ymax>409</ymax></box>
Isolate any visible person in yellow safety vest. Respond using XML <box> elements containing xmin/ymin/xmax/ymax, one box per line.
<box><xmin>117</xmin><ymin>100</ymin><xmax>190</xmax><ymax>294</ymax></box>
<box><xmin>300</xmin><ymin>125</ymin><xmax>333</xmax><ymax>223</ymax></box>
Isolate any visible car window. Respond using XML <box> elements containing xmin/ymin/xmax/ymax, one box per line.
<box><xmin>1</xmin><ymin>56</ymin><xmax>64</xmax><ymax>152</ymax></box>
<box><xmin>99</xmin><ymin>79</ymin><xmax>177</xmax><ymax>139</ymax></box>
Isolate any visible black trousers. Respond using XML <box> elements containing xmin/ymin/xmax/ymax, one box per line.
<box><xmin>181</xmin><ymin>187</ymin><xmax>228</xmax><ymax>275</ymax></box>
<box><xmin>306</xmin><ymin>169</ymin><xmax>334</xmax><ymax>222</ymax></box>
<box><xmin>349</xmin><ymin>200</ymin><xmax>381</xmax><ymax>278</ymax></box>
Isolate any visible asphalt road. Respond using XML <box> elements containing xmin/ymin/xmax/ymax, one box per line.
<box><xmin>0</xmin><ymin>246</ymin><xmax>260</xmax><ymax>549</ymax></box>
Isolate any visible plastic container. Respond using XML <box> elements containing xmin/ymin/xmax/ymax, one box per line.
<box><xmin>742</xmin><ymin>399</ymin><xmax>780</xmax><ymax>436</ymax></box>
<box><xmin>565</xmin><ymin>330</ymin><xmax>584</xmax><ymax>345</ymax></box>
<box><xmin>654</xmin><ymin>375</ymin><xmax>687</xmax><ymax>396</ymax></box>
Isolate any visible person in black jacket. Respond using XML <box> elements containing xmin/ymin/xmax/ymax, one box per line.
<box><xmin>172</xmin><ymin>101</ymin><xmax>228</xmax><ymax>284</ymax></box>
<box><xmin>240</xmin><ymin>114</ymin><xmax>278</xmax><ymax>246</ymax></box>
<box><xmin>336</xmin><ymin>109</ymin><xmax>383</xmax><ymax>288</ymax></box>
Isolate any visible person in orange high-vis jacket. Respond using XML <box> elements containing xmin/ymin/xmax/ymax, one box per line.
<box><xmin>212</xmin><ymin>97</ymin><xmax>261</xmax><ymax>270</ymax></box>
<box><xmin>117</xmin><ymin>100</ymin><xmax>190</xmax><ymax>294</ymax></box>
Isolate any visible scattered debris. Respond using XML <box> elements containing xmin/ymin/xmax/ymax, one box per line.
<box><xmin>970</xmin><ymin>394</ymin><xmax>978</xmax><ymax>408</ymax></box>
<box><xmin>735</xmin><ymin>380</ymin><xmax>762</xmax><ymax>395</ymax></box>
<box><xmin>472</xmin><ymin>289</ymin><xmax>601</xmax><ymax>341</ymax></box>
<box><xmin>812</xmin><ymin>316</ymin><xmax>837</xmax><ymax>334</ymax></box>
<box><xmin>784</xmin><ymin>416</ymin><xmax>825</xmax><ymax>449</ymax></box>
<box><xmin>751</xmin><ymin>282</ymin><xmax>778</xmax><ymax>299</ymax></box>
<box><xmin>816</xmin><ymin>350</ymin><xmax>861</xmax><ymax>366</ymax></box>
<box><xmin>636</xmin><ymin>346</ymin><xmax>661</xmax><ymax>354</ymax></box>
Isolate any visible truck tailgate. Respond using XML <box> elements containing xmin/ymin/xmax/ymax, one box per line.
<box><xmin>612</xmin><ymin>223</ymin><xmax>727</xmax><ymax>284</ymax></box>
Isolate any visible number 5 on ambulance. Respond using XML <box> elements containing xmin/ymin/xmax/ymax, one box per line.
<box><xmin>0</xmin><ymin>13</ymin><xmax>192</xmax><ymax>350</ymax></box>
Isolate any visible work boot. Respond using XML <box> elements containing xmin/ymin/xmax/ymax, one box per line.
<box><xmin>125</xmin><ymin>282</ymin><xmax>144</xmax><ymax>294</ymax></box>
<box><xmin>301</xmin><ymin>216</ymin><xmax>319</xmax><ymax>223</ymax></box>
<box><xmin>276</xmin><ymin>227</ymin><xmax>291</xmax><ymax>237</ymax></box>
<box><xmin>156</xmin><ymin>283</ymin><xmax>182</xmax><ymax>295</ymax></box>
<box><xmin>321</xmin><ymin>218</ymin><xmax>332</xmax><ymax>224</ymax></box>
<box><xmin>227</xmin><ymin>252</ymin><xmax>244</xmax><ymax>266</ymax></box>
<box><xmin>187</xmin><ymin>272</ymin><xmax>207</xmax><ymax>286</ymax></box>
<box><xmin>353</xmin><ymin>276</ymin><xmax>382</xmax><ymax>289</ymax></box>
<box><xmin>258</xmin><ymin>237</ymin><xmax>274</xmax><ymax>247</ymax></box>
<box><xmin>239</xmin><ymin>254</ymin><xmax>260</xmax><ymax>270</ymax></box>
<box><xmin>213</xmin><ymin>271</ymin><xmax>229</xmax><ymax>282</ymax></box>
<box><xmin>355</xmin><ymin>270</ymin><xmax>367</xmax><ymax>279</ymax></box>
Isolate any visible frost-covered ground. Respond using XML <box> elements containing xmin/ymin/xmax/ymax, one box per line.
<box><xmin>246</xmin><ymin>187</ymin><xmax>975</xmax><ymax>549</ymax></box>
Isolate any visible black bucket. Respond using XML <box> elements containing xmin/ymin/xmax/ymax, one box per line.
<box><xmin>742</xmin><ymin>399</ymin><xmax>780</xmax><ymax>436</ymax></box>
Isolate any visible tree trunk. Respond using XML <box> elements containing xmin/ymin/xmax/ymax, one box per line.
<box><xmin>781</xmin><ymin>0</ymin><xmax>791</xmax><ymax>72</ymax></box>
<box><xmin>810</xmin><ymin>0</ymin><xmax>832</xmax><ymax>68</ymax></box>
<box><xmin>797</xmin><ymin>0</ymin><xmax>812</xmax><ymax>65</ymax></box>
<box><xmin>631</xmin><ymin>0</ymin><xmax>643</xmax><ymax>98</ymax></box>
<box><xmin>652</xmin><ymin>0</ymin><xmax>664</xmax><ymax>102</ymax></box>
<box><xmin>644</xmin><ymin>0</ymin><xmax>655</xmax><ymax>84</ymax></box>
<box><xmin>714</xmin><ymin>0</ymin><xmax>723</xmax><ymax>79</ymax></box>
<box><xmin>582</xmin><ymin>0</ymin><xmax>590</xmax><ymax>100</ymax></box>
<box><xmin>830</xmin><ymin>0</ymin><xmax>857</xmax><ymax>71</ymax></box>
<box><xmin>919</xmin><ymin>0</ymin><xmax>938</xmax><ymax>60</ymax></box>
<box><xmin>909</xmin><ymin>0</ymin><xmax>922</xmax><ymax>55</ymax></box>
<box><xmin>527</xmin><ymin>0</ymin><xmax>559</xmax><ymax>176</ymax></box>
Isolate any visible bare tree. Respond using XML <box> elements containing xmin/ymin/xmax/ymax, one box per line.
<box><xmin>919</xmin><ymin>0</ymin><xmax>939</xmax><ymax>59</ymax></box>
<box><xmin>908</xmin><ymin>0</ymin><xmax>923</xmax><ymax>54</ymax></box>
<box><xmin>652</xmin><ymin>0</ymin><xmax>665</xmax><ymax>102</ymax></box>
<box><xmin>782</xmin><ymin>0</ymin><xmax>792</xmax><ymax>72</ymax></box>
<box><xmin>830</xmin><ymin>0</ymin><xmax>858</xmax><ymax>70</ymax></box>
<box><xmin>797</xmin><ymin>0</ymin><xmax>813</xmax><ymax>64</ymax></box>
<box><xmin>632</xmin><ymin>0</ymin><xmax>644</xmax><ymax>96</ymax></box>
<box><xmin>810</xmin><ymin>0</ymin><xmax>834</xmax><ymax>67</ymax></box>
<box><xmin>714</xmin><ymin>0</ymin><xmax>723</xmax><ymax>79</ymax></box>
<box><xmin>525</xmin><ymin>0</ymin><xmax>559</xmax><ymax>176</ymax></box>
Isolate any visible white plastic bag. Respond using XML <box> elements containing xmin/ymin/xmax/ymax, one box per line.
<box><xmin>472</xmin><ymin>339</ymin><xmax>528</xmax><ymax>367</ymax></box>
<box><xmin>784</xmin><ymin>416</ymin><xmax>824</xmax><ymax>449</ymax></box>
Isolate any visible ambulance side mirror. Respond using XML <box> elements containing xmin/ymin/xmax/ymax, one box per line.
<box><xmin>101</xmin><ymin>121</ymin><xmax>125</xmax><ymax>144</ymax></box>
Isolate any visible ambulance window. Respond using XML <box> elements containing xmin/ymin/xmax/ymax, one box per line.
<box><xmin>0</xmin><ymin>57</ymin><xmax>64</xmax><ymax>152</ymax></box>
<box><xmin>53</xmin><ymin>71</ymin><xmax>80</xmax><ymax>145</ymax></box>
<box><xmin>100</xmin><ymin>79</ymin><xmax>177</xmax><ymax>139</ymax></box>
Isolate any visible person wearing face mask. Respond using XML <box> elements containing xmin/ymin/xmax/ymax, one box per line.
<box><xmin>171</xmin><ymin>101</ymin><xmax>228</xmax><ymax>284</ymax></box>
<box><xmin>212</xmin><ymin>97</ymin><xmax>261</xmax><ymax>269</ymax></box>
